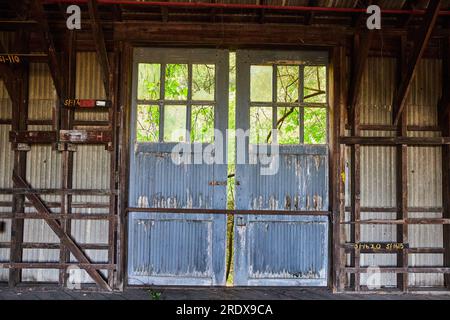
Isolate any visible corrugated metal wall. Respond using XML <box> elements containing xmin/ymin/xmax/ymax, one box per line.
<box><xmin>0</xmin><ymin>47</ymin><xmax>447</xmax><ymax>288</ymax></box>
<box><xmin>0</xmin><ymin>52</ymin><xmax>111</xmax><ymax>284</ymax></box>
<box><xmin>346</xmin><ymin>58</ymin><xmax>445</xmax><ymax>288</ymax></box>
<box><xmin>0</xmin><ymin>31</ymin><xmax>14</xmax><ymax>282</ymax></box>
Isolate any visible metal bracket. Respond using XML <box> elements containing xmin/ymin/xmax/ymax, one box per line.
<box><xmin>14</xmin><ymin>143</ymin><xmax>31</xmax><ymax>151</ymax></box>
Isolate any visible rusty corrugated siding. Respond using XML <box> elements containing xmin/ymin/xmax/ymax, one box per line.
<box><xmin>75</xmin><ymin>52</ymin><xmax>108</xmax><ymax>122</ymax></box>
<box><xmin>28</xmin><ymin>63</ymin><xmax>56</xmax><ymax>121</ymax></box>
<box><xmin>353</xmin><ymin>57</ymin><xmax>445</xmax><ymax>288</ymax></box>
<box><xmin>407</xmin><ymin>60</ymin><xmax>442</xmax><ymax>127</ymax></box>
<box><xmin>360</xmin><ymin>58</ymin><xmax>396</xmax><ymax>126</ymax></box>
<box><xmin>0</xmin><ymin>81</ymin><xmax>12</xmax><ymax>120</ymax></box>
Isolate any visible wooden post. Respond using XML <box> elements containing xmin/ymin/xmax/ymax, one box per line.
<box><xmin>441</xmin><ymin>37</ymin><xmax>450</xmax><ymax>289</ymax></box>
<box><xmin>331</xmin><ymin>45</ymin><xmax>346</xmax><ymax>292</ymax></box>
<box><xmin>116</xmin><ymin>41</ymin><xmax>132</xmax><ymax>290</ymax></box>
<box><xmin>59</xmin><ymin>31</ymin><xmax>76</xmax><ymax>287</ymax></box>
<box><xmin>9</xmin><ymin>30</ymin><xmax>29</xmax><ymax>287</ymax></box>
<box><xmin>396</xmin><ymin>35</ymin><xmax>409</xmax><ymax>292</ymax></box>
<box><xmin>107</xmin><ymin>49</ymin><xmax>119</xmax><ymax>289</ymax></box>
<box><xmin>349</xmin><ymin>35</ymin><xmax>362</xmax><ymax>291</ymax></box>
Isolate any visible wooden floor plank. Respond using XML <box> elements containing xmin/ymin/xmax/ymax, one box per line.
<box><xmin>0</xmin><ymin>287</ymin><xmax>449</xmax><ymax>300</ymax></box>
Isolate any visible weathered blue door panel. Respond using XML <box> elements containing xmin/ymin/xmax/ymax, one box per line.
<box><xmin>128</xmin><ymin>48</ymin><xmax>228</xmax><ymax>286</ymax></box>
<box><xmin>234</xmin><ymin>50</ymin><xmax>329</xmax><ymax>286</ymax></box>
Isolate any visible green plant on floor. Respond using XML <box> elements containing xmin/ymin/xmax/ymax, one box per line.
<box><xmin>148</xmin><ymin>289</ymin><xmax>162</xmax><ymax>300</ymax></box>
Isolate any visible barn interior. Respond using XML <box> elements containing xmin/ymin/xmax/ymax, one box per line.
<box><xmin>0</xmin><ymin>0</ymin><xmax>450</xmax><ymax>295</ymax></box>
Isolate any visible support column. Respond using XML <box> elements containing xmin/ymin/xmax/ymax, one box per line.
<box><xmin>9</xmin><ymin>31</ymin><xmax>29</xmax><ymax>287</ymax></box>
<box><xmin>59</xmin><ymin>31</ymin><xmax>76</xmax><ymax>287</ymax></box>
<box><xmin>396</xmin><ymin>35</ymin><xmax>409</xmax><ymax>292</ymax></box>
<box><xmin>441</xmin><ymin>38</ymin><xmax>450</xmax><ymax>289</ymax></box>
<box><xmin>349</xmin><ymin>35</ymin><xmax>361</xmax><ymax>291</ymax></box>
<box><xmin>331</xmin><ymin>45</ymin><xmax>346</xmax><ymax>292</ymax></box>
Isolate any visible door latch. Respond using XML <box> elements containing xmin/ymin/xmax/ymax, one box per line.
<box><xmin>237</xmin><ymin>216</ymin><xmax>246</xmax><ymax>227</ymax></box>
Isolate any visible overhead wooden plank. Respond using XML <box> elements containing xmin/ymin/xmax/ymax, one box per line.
<box><xmin>114</xmin><ymin>22</ymin><xmax>350</xmax><ymax>46</ymax></box>
<box><xmin>88</xmin><ymin>0</ymin><xmax>111</xmax><ymax>98</ymax></box>
<box><xmin>12</xmin><ymin>173</ymin><xmax>112</xmax><ymax>291</ymax></box>
<box><xmin>393</xmin><ymin>0</ymin><xmax>442</xmax><ymax>125</ymax></box>
<box><xmin>31</xmin><ymin>0</ymin><xmax>64</xmax><ymax>100</ymax></box>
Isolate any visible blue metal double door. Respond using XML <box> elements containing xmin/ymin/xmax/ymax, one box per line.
<box><xmin>128</xmin><ymin>48</ymin><xmax>329</xmax><ymax>286</ymax></box>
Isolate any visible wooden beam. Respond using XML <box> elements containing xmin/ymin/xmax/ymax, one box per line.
<box><xmin>59</xmin><ymin>29</ymin><xmax>76</xmax><ymax>288</ymax></box>
<box><xmin>331</xmin><ymin>46</ymin><xmax>347</xmax><ymax>292</ymax></box>
<box><xmin>114</xmin><ymin>22</ymin><xmax>349</xmax><ymax>47</ymax></box>
<box><xmin>8</xmin><ymin>53</ymin><xmax>28</xmax><ymax>287</ymax></box>
<box><xmin>347</xmin><ymin>31</ymin><xmax>374</xmax><ymax>126</ymax></box>
<box><xmin>393</xmin><ymin>0</ymin><xmax>442</xmax><ymax>125</ymax></box>
<box><xmin>441</xmin><ymin>37</ymin><xmax>450</xmax><ymax>289</ymax></box>
<box><xmin>0</xmin><ymin>40</ymin><xmax>17</xmax><ymax>103</ymax></box>
<box><xmin>88</xmin><ymin>0</ymin><xmax>111</xmax><ymax>98</ymax></box>
<box><xmin>439</xmin><ymin>38</ymin><xmax>450</xmax><ymax>123</ymax></box>
<box><xmin>31</xmin><ymin>0</ymin><xmax>64</xmax><ymax>100</ymax></box>
<box><xmin>340</xmin><ymin>136</ymin><xmax>450</xmax><ymax>146</ymax></box>
<box><xmin>396</xmin><ymin>35</ymin><xmax>408</xmax><ymax>292</ymax></box>
<box><xmin>305</xmin><ymin>0</ymin><xmax>318</xmax><ymax>25</ymax></box>
<box><xmin>12</xmin><ymin>173</ymin><xmax>112</xmax><ymax>291</ymax></box>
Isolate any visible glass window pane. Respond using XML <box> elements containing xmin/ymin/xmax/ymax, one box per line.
<box><xmin>277</xmin><ymin>66</ymin><xmax>299</xmax><ymax>103</ymax></box>
<box><xmin>277</xmin><ymin>107</ymin><xmax>299</xmax><ymax>144</ymax></box>
<box><xmin>304</xmin><ymin>66</ymin><xmax>327</xmax><ymax>103</ymax></box>
<box><xmin>191</xmin><ymin>106</ymin><xmax>214</xmax><ymax>143</ymax></box>
<box><xmin>304</xmin><ymin>107</ymin><xmax>327</xmax><ymax>144</ymax></box>
<box><xmin>136</xmin><ymin>105</ymin><xmax>159</xmax><ymax>142</ymax></box>
<box><xmin>164</xmin><ymin>105</ymin><xmax>187</xmax><ymax>142</ymax></box>
<box><xmin>250</xmin><ymin>66</ymin><xmax>272</xmax><ymax>102</ymax></box>
<box><xmin>165</xmin><ymin>64</ymin><xmax>188</xmax><ymax>100</ymax></box>
<box><xmin>250</xmin><ymin>107</ymin><xmax>273</xmax><ymax>144</ymax></box>
<box><xmin>192</xmin><ymin>64</ymin><xmax>215</xmax><ymax>101</ymax></box>
<box><xmin>138</xmin><ymin>64</ymin><xmax>160</xmax><ymax>100</ymax></box>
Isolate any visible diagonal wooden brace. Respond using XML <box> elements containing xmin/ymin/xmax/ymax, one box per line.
<box><xmin>12</xmin><ymin>172</ymin><xmax>112</xmax><ymax>291</ymax></box>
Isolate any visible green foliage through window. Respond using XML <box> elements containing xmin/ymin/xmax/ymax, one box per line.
<box><xmin>304</xmin><ymin>107</ymin><xmax>327</xmax><ymax>144</ymax></box>
<box><xmin>250</xmin><ymin>66</ymin><xmax>272</xmax><ymax>102</ymax></box>
<box><xmin>250</xmin><ymin>107</ymin><xmax>272</xmax><ymax>144</ymax></box>
<box><xmin>165</xmin><ymin>64</ymin><xmax>188</xmax><ymax>100</ymax></box>
<box><xmin>138</xmin><ymin>64</ymin><xmax>160</xmax><ymax>100</ymax></box>
<box><xmin>164</xmin><ymin>105</ymin><xmax>187</xmax><ymax>142</ymax></box>
<box><xmin>191</xmin><ymin>105</ymin><xmax>214</xmax><ymax>143</ymax></box>
<box><xmin>136</xmin><ymin>105</ymin><xmax>159</xmax><ymax>142</ymax></box>
<box><xmin>277</xmin><ymin>107</ymin><xmax>300</xmax><ymax>144</ymax></box>
<box><xmin>304</xmin><ymin>66</ymin><xmax>327</xmax><ymax>103</ymax></box>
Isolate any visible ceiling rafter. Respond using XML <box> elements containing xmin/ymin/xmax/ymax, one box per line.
<box><xmin>347</xmin><ymin>30</ymin><xmax>375</xmax><ymax>125</ymax></box>
<box><xmin>0</xmin><ymin>40</ymin><xmax>18</xmax><ymax>103</ymax></box>
<box><xmin>29</xmin><ymin>0</ymin><xmax>64</xmax><ymax>100</ymax></box>
<box><xmin>393</xmin><ymin>0</ymin><xmax>442</xmax><ymax>126</ymax></box>
<box><xmin>305</xmin><ymin>0</ymin><xmax>318</xmax><ymax>25</ymax></box>
<box><xmin>87</xmin><ymin>0</ymin><xmax>111</xmax><ymax>98</ymax></box>
<box><xmin>439</xmin><ymin>37</ymin><xmax>450</xmax><ymax>127</ymax></box>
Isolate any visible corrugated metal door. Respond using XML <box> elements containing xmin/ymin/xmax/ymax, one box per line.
<box><xmin>128</xmin><ymin>48</ymin><xmax>229</xmax><ymax>285</ymax></box>
<box><xmin>234</xmin><ymin>50</ymin><xmax>329</xmax><ymax>286</ymax></box>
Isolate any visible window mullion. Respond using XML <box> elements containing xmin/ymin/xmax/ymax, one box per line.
<box><xmin>187</xmin><ymin>64</ymin><xmax>193</xmax><ymax>142</ymax></box>
<box><xmin>159</xmin><ymin>63</ymin><xmax>166</xmax><ymax>142</ymax></box>
<box><xmin>299</xmin><ymin>65</ymin><xmax>305</xmax><ymax>144</ymax></box>
<box><xmin>272</xmin><ymin>64</ymin><xmax>277</xmax><ymax>144</ymax></box>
